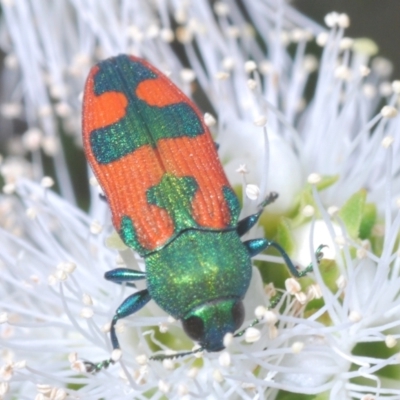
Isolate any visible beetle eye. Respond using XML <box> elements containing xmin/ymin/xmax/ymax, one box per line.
<box><xmin>232</xmin><ymin>301</ymin><xmax>245</xmax><ymax>331</ymax></box>
<box><xmin>182</xmin><ymin>315</ymin><xmax>204</xmax><ymax>341</ymax></box>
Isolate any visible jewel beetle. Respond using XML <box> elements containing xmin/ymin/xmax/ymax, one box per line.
<box><xmin>82</xmin><ymin>55</ymin><xmax>322</xmax><ymax>369</ymax></box>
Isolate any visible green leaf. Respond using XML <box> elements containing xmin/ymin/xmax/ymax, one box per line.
<box><xmin>105</xmin><ymin>230</ymin><xmax>128</xmax><ymax>250</ymax></box>
<box><xmin>339</xmin><ymin>189</ymin><xmax>367</xmax><ymax>239</ymax></box>
<box><xmin>274</xmin><ymin>217</ymin><xmax>294</xmax><ymax>254</ymax></box>
<box><xmin>359</xmin><ymin>203</ymin><xmax>377</xmax><ymax>239</ymax></box>
<box><xmin>313</xmin><ymin>174</ymin><xmax>339</xmax><ymax>191</ymax></box>
<box><xmin>277</xmin><ymin>391</ymin><xmax>329</xmax><ymax>400</ymax></box>
<box><xmin>290</xmin><ymin>175</ymin><xmax>339</xmax><ymax>227</ymax></box>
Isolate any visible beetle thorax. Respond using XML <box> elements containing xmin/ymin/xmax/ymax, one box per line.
<box><xmin>145</xmin><ymin>229</ymin><xmax>252</xmax><ymax>320</ymax></box>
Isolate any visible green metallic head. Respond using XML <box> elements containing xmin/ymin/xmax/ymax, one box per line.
<box><xmin>181</xmin><ymin>298</ymin><xmax>245</xmax><ymax>352</ymax></box>
<box><xmin>145</xmin><ymin>229</ymin><xmax>252</xmax><ymax>354</ymax></box>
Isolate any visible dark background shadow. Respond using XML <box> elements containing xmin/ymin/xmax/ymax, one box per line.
<box><xmin>293</xmin><ymin>0</ymin><xmax>400</xmax><ymax>78</ymax></box>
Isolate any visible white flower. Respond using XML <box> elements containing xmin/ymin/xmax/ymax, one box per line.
<box><xmin>1</xmin><ymin>0</ymin><xmax>400</xmax><ymax>399</ymax></box>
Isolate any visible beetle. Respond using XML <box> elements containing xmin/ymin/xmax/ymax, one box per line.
<box><xmin>82</xmin><ymin>55</ymin><xmax>322</xmax><ymax>370</ymax></box>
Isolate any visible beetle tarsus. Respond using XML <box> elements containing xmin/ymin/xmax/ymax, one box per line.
<box><xmin>237</xmin><ymin>192</ymin><xmax>279</xmax><ymax>237</ymax></box>
<box><xmin>84</xmin><ymin>358</ymin><xmax>115</xmax><ymax>374</ymax></box>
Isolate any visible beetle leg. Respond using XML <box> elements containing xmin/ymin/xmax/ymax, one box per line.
<box><xmin>110</xmin><ymin>289</ymin><xmax>151</xmax><ymax>349</ymax></box>
<box><xmin>236</xmin><ymin>192</ymin><xmax>278</xmax><ymax>237</ymax></box>
<box><xmin>243</xmin><ymin>239</ymin><xmax>325</xmax><ymax>277</ymax></box>
<box><xmin>84</xmin><ymin>289</ymin><xmax>151</xmax><ymax>373</ymax></box>
<box><xmin>99</xmin><ymin>193</ymin><xmax>107</xmax><ymax>202</ymax></box>
<box><xmin>104</xmin><ymin>268</ymin><xmax>146</xmax><ymax>288</ymax></box>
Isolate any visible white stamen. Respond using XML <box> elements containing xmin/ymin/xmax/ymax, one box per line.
<box><xmin>0</xmin><ymin>382</ymin><xmax>9</xmax><ymax>396</ymax></box>
<box><xmin>264</xmin><ymin>310</ymin><xmax>278</xmax><ymax>325</ymax></box>
<box><xmin>204</xmin><ymin>113</ymin><xmax>216</xmax><ymax>127</ymax></box>
<box><xmin>0</xmin><ymin>313</ymin><xmax>8</xmax><ymax>323</ymax></box>
<box><xmin>158</xmin><ymin>380</ymin><xmax>170</xmax><ymax>394</ymax></box>
<box><xmin>328</xmin><ymin>206</ymin><xmax>339</xmax><ymax>216</ymax></box>
<box><xmin>245</xmin><ymin>327</ymin><xmax>261</xmax><ymax>343</ymax></box>
<box><xmin>213</xmin><ymin>369</ymin><xmax>224</xmax><ymax>382</ymax></box>
<box><xmin>247</xmin><ymin>79</ymin><xmax>257</xmax><ymax>90</ymax></box>
<box><xmin>218</xmin><ymin>351</ymin><xmax>231</xmax><ymax>367</ymax></box>
<box><xmin>316</xmin><ymin>32</ymin><xmax>329</xmax><ymax>46</ymax></box>
<box><xmin>253</xmin><ymin>115</ymin><xmax>267</xmax><ymax>126</ymax></box>
<box><xmin>338</xmin><ymin>14</ymin><xmax>350</xmax><ymax>28</ymax></box>
<box><xmin>334</xmin><ymin>235</ymin><xmax>346</xmax><ymax>247</ymax></box>
<box><xmin>176</xmin><ymin>26</ymin><xmax>193</xmax><ymax>44</ymax></box>
<box><xmin>135</xmin><ymin>354</ymin><xmax>147</xmax><ymax>365</ymax></box>
<box><xmin>385</xmin><ymin>335</ymin><xmax>397</xmax><ymax>348</ymax></box>
<box><xmin>324</xmin><ymin>12</ymin><xmax>339</xmax><ymax>28</ymax></box>
<box><xmin>363</xmin><ymin>84</ymin><xmax>376</xmax><ymax>99</ymax></box>
<box><xmin>380</xmin><ymin>82</ymin><xmax>393</xmax><ymax>96</ymax></box>
<box><xmin>236</xmin><ymin>164</ymin><xmax>248</xmax><ymax>174</ymax></box>
<box><xmin>82</xmin><ymin>294</ymin><xmax>93</xmax><ymax>306</ymax></box>
<box><xmin>222</xmin><ymin>57</ymin><xmax>235</xmax><ymax>70</ymax></box>
<box><xmin>167</xmin><ymin>316</ymin><xmax>176</xmax><ymax>323</ymax></box>
<box><xmin>255</xmin><ymin>305</ymin><xmax>267</xmax><ymax>319</ymax></box>
<box><xmin>54</xmin><ymin>270</ymin><xmax>67</xmax><ymax>281</ymax></box>
<box><xmin>291</xmin><ymin>341</ymin><xmax>304</xmax><ymax>353</ymax></box>
<box><xmin>2</xmin><ymin>183</ymin><xmax>15</xmax><ymax>194</ymax></box>
<box><xmin>215</xmin><ymin>71</ymin><xmax>230</xmax><ymax>80</ymax></box>
<box><xmin>180</xmin><ymin>68</ymin><xmax>195</xmax><ymax>83</ymax></box>
<box><xmin>223</xmin><ymin>332</ymin><xmax>233</xmax><ymax>347</ymax></box>
<box><xmin>339</xmin><ymin>37</ymin><xmax>353</xmax><ymax>50</ymax></box>
<box><xmin>162</xmin><ymin>359</ymin><xmax>174</xmax><ymax>370</ymax></box>
<box><xmin>160</xmin><ymin>28</ymin><xmax>174</xmax><ymax>42</ymax></box>
<box><xmin>177</xmin><ymin>384</ymin><xmax>188</xmax><ymax>396</ymax></box>
<box><xmin>268</xmin><ymin>326</ymin><xmax>278</xmax><ymax>339</ymax></box>
<box><xmin>244</xmin><ymin>60</ymin><xmax>257</xmax><ymax>73</ymax></box>
<box><xmin>89</xmin><ymin>177</ymin><xmax>98</xmax><ymax>186</ymax></box>
<box><xmin>187</xmin><ymin>367</ymin><xmax>199</xmax><ymax>378</ymax></box>
<box><xmin>54</xmin><ymin>102</ymin><xmax>71</xmax><ymax>117</ymax></box>
<box><xmin>80</xmin><ymin>308</ymin><xmax>93</xmax><ymax>319</ymax></box>
<box><xmin>392</xmin><ymin>80</ymin><xmax>400</xmax><ymax>94</ymax></box>
<box><xmin>334</xmin><ymin>65</ymin><xmax>351</xmax><ymax>80</ymax></box>
<box><xmin>90</xmin><ymin>220</ymin><xmax>103</xmax><ymax>234</ymax></box>
<box><xmin>259</xmin><ymin>60</ymin><xmax>273</xmax><ymax>74</ymax></box>
<box><xmin>214</xmin><ymin>2</ymin><xmax>229</xmax><ymax>16</ymax></box>
<box><xmin>285</xmin><ymin>278</ymin><xmax>301</xmax><ymax>294</ymax></box>
<box><xmin>308</xmin><ymin>284</ymin><xmax>322</xmax><ymax>300</ymax></box>
<box><xmin>41</xmin><ymin>176</ymin><xmax>54</xmax><ymax>188</ymax></box>
<box><xmin>307</xmin><ymin>173</ymin><xmax>321</xmax><ymax>184</ymax></box>
<box><xmin>349</xmin><ymin>311</ymin><xmax>362</xmax><ymax>323</ymax></box>
<box><xmin>26</xmin><ymin>207</ymin><xmax>37</xmax><ymax>220</ymax></box>
<box><xmin>23</xmin><ymin>128</ymin><xmax>42</xmax><ymax>151</ymax></box>
<box><xmin>4</xmin><ymin>54</ymin><xmax>18</xmax><ymax>69</ymax></box>
<box><xmin>295</xmin><ymin>292</ymin><xmax>307</xmax><ymax>305</ymax></box>
<box><xmin>302</xmin><ymin>205</ymin><xmax>315</xmax><ymax>217</ymax></box>
<box><xmin>1</xmin><ymin>103</ymin><xmax>21</xmax><ymax>118</ymax></box>
<box><xmin>381</xmin><ymin>136</ymin><xmax>394</xmax><ymax>149</ymax></box>
<box><xmin>381</xmin><ymin>106</ymin><xmax>398</xmax><ymax>118</ymax></box>
<box><xmin>303</xmin><ymin>55</ymin><xmax>318</xmax><ymax>73</ymax></box>
<box><xmin>360</xmin><ymin>65</ymin><xmax>371</xmax><ymax>77</ymax></box>
<box><xmin>245</xmin><ymin>184</ymin><xmax>260</xmax><ymax>200</ymax></box>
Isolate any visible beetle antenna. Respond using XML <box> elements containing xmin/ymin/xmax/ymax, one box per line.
<box><xmin>150</xmin><ymin>346</ymin><xmax>204</xmax><ymax>361</ymax></box>
<box><xmin>83</xmin><ymin>358</ymin><xmax>115</xmax><ymax>374</ymax></box>
<box><xmin>234</xmin><ymin>292</ymin><xmax>283</xmax><ymax>338</ymax></box>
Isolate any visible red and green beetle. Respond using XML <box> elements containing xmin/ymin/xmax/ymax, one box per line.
<box><xmin>82</xmin><ymin>55</ymin><xmax>322</xmax><ymax>370</ymax></box>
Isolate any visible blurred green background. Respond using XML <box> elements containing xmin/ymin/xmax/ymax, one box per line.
<box><xmin>294</xmin><ymin>0</ymin><xmax>400</xmax><ymax>78</ymax></box>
